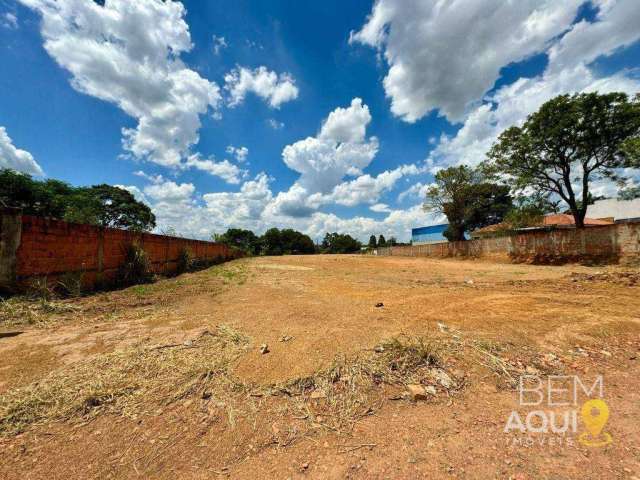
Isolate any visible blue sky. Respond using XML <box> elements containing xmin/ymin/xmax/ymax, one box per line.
<box><xmin>1</xmin><ymin>0</ymin><xmax>639</xmax><ymax>241</ymax></box>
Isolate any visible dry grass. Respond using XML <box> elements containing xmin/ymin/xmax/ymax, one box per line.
<box><xmin>0</xmin><ymin>325</ymin><xmax>251</xmax><ymax>434</ymax></box>
<box><xmin>0</xmin><ymin>328</ymin><xmax>460</xmax><ymax>437</ymax></box>
<box><xmin>0</xmin><ymin>297</ymin><xmax>79</xmax><ymax>329</ymax></box>
<box><xmin>265</xmin><ymin>335</ymin><xmax>454</xmax><ymax>433</ymax></box>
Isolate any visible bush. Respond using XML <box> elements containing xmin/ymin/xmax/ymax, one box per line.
<box><xmin>117</xmin><ymin>243</ymin><xmax>153</xmax><ymax>287</ymax></box>
<box><xmin>176</xmin><ymin>247</ymin><xmax>194</xmax><ymax>274</ymax></box>
<box><xmin>57</xmin><ymin>271</ymin><xmax>84</xmax><ymax>297</ymax></box>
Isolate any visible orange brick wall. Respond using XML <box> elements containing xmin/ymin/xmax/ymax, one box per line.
<box><xmin>13</xmin><ymin>215</ymin><xmax>239</xmax><ymax>290</ymax></box>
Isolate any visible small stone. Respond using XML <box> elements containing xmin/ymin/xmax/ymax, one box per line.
<box><xmin>424</xmin><ymin>385</ymin><xmax>437</xmax><ymax>396</ymax></box>
<box><xmin>600</xmin><ymin>350</ymin><xmax>612</xmax><ymax>357</ymax></box>
<box><xmin>310</xmin><ymin>390</ymin><xmax>327</xmax><ymax>399</ymax></box>
<box><xmin>259</xmin><ymin>344</ymin><xmax>270</xmax><ymax>354</ymax></box>
<box><xmin>407</xmin><ymin>384</ymin><xmax>426</xmax><ymax>400</ymax></box>
<box><xmin>374</xmin><ymin>345</ymin><xmax>385</xmax><ymax>353</ymax></box>
<box><xmin>301</xmin><ymin>462</ymin><xmax>309</xmax><ymax>470</ymax></box>
<box><xmin>464</xmin><ymin>279</ymin><xmax>474</xmax><ymax>285</ymax></box>
<box><xmin>375</xmin><ymin>302</ymin><xmax>384</xmax><ymax>308</ymax></box>
<box><xmin>280</xmin><ymin>335</ymin><xmax>293</xmax><ymax>342</ymax></box>
<box><xmin>183</xmin><ymin>339</ymin><xmax>193</xmax><ymax>347</ymax></box>
<box><xmin>430</xmin><ymin>368</ymin><xmax>453</xmax><ymax>389</ymax></box>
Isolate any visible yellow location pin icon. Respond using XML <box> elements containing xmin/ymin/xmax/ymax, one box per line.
<box><xmin>579</xmin><ymin>399</ymin><xmax>612</xmax><ymax>447</ymax></box>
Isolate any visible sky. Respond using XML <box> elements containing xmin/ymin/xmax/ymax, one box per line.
<box><xmin>0</xmin><ymin>0</ymin><xmax>639</xmax><ymax>242</ymax></box>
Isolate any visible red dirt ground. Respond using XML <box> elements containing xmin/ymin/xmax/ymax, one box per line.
<box><xmin>1</xmin><ymin>255</ymin><xmax>639</xmax><ymax>479</ymax></box>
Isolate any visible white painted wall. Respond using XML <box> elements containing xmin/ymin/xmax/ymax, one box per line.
<box><xmin>587</xmin><ymin>198</ymin><xmax>640</xmax><ymax>221</ymax></box>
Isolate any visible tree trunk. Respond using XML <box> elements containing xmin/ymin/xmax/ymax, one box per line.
<box><xmin>571</xmin><ymin>207</ymin><xmax>586</xmax><ymax>228</ymax></box>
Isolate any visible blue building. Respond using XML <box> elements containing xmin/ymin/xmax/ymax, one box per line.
<box><xmin>411</xmin><ymin>224</ymin><xmax>448</xmax><ymax>244</ymax></box>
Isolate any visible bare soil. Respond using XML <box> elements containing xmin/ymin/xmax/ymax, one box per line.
<box><xmin>1</xmin><ymin>255</ymin><xmax>639</xmax><ymax>479</ymax></box>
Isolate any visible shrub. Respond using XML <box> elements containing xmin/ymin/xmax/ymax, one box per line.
<box><xmin>117</xmin><ymin>243</ymin><xmax>153</xmax><ymax>287</ymax></box>
<box><xmin>57</xmin><ymin>271</ymin><xmax>84</xmax><ymax>297</ymax></box>
<box><xmin>176</xmin><ymin>247</ymin><xmax>194</xmax><ymax>274</ymax></box>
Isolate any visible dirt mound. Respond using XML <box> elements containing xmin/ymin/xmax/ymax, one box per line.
<box><xmin>567</xmin><ymin>271</ymin><xmax>640</xmax><ymax>286</ymax></box>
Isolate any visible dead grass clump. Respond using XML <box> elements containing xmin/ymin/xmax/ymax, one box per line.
<box><xmin>271</xmin><ymin>335</ymin><xmax>452</xmax><ymax>433</ymax></box>
<box><xmin>0</xmin><ymin>325</ymin><xmax>250</xmax><ymax>435</ymax></box>
<box><xmin>0</xmin><ymin>297</ymin><xmax>79</xmax><ymax>328</ymax></box>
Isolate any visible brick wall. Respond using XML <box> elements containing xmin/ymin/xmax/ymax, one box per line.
<box><xmin>378</xmin><ymin>221</ymin><xmax>640</xmax><ymax>265</ymax></box>
<box><xmin>0</xmin><ymin>211</ymin><xmax>239</xmax><ymax>292</ymax></box>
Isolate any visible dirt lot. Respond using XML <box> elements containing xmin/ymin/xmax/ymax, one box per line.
<box><xmin>1</xmin><ymin>255</ymin><xmax>639</xmax><ymax>479</ymax></box>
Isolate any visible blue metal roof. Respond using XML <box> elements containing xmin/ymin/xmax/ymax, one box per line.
<box><xmin>411</xmin><ymin>224</ymin><xmax>448</xmax><ymax>236</ymax></box>
<box><xmin>411</xmin><ymin>224</ymin><xmax>448</xmax><ymax>244</ymax></box>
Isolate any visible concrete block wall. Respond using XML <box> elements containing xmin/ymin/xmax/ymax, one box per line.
<box><xmin>0</xmin><ymin>211</ymin><xmax>239</xmax><ymax>292</ymax></box>
<box><xmin>378</xmin><ymin>221</ymin><xmax>640</xmax><ymax>265</ymax></box>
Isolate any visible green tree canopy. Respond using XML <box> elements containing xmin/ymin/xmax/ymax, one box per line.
<box><xmin>214</xmin><ymin>228</ymin><xmax>262</xmax><ymax>255</ymax></box>
<box><xmin>260</xmin><ymin>228</ymin><xmax>315</xmax><ymax>256</ymax></box>
<box><xmin>0</xmin><ymin>169</ymin><xmax>155</xmax><ymax>231</ymax></box>
<box><xmin>377</xmin><ymin>234</ymin><xmax>386</xmax><ymax>248</ymax></box>
<box><xmin>423</xmin><ymin>165</ymin><xmax>513</xmax><ymax>241</ymax></box>
<box><xmin>368</xmin><ymin>235</ymin><xmax>377</xmax><ymax>249</ymax></box>
<box><xmin>321</xmin><ymin>232</ymin><xmax>362</xmax><ymax>254</ymax></box>
<box><xmin>504</xmin><ymin>195</ymin><xmax>559</xmax><ymax>229</ymax></box>
<box><xmin>485</xmin><ymin>92</ymin><xmax>640</xmax><ymax>228</ymax></box>
<box><xmin>618</xmin><ymin>185</ymin><xmax>640</xmax><ymax>200</ymax></box>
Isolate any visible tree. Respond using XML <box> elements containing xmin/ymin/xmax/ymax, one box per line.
<box><xmin>368</xmin><ymin>235</ymin><xmax>377</xmax><ymax>249</ymax></box>
<box><xmin>504</xmin><ymin>194</ymin><xmax>559</xmax><ymax>229</ymax></box>
<box><xmin>619</xmin><ymin>186</ymin><xmax>640</xmax><ymax>200</ymax></box>
<box><xmin>0</xmin><ymin>169</ymin><xmax>155</xmax><ymax>231</ymax></box>
<box><xmin>485</xmin><ymin>92</ymin><xmax>640</xmax><ymax>228</ymax></box>
<box><xmin>377</xmin><ymin>234</ymin><xmax>386</xmax><ymax>248</ymax></box>
<box><xmin>260</xmin><ymin>228</ymin><xmax>315</xmax><ymax>256</ymax></box>
<box><xmin>214</xmin><ymin>228</ymin><xmax>262</xmax><ymax>255</ymax></box>
<box><xmin>70</xmin><ymin>184</ymin><xmax>155</xmax><ymax>231</ymax></box>
<box><xmin>423</xmin><ymin>165</ymin><xmax>512</xmax><ymax>241</ymax></box>
<box><xmin>321</xmin><ymin>232</ymin><xmax>361</xmax><ymax>254</ymax></box>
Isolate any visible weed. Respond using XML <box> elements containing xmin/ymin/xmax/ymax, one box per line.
<box><xmin>57</xmin><ymin>271</ymin><xmax>84</xmax><ymax>297</ymax></box>
<box><xmin>176</xmin><ymin>247</ymin><xmax>194</xmax><ymax>274</ymax></box>
<box><xmin>117</xmin><ymin>243</ymin><xmax>153</xmax><ymax>287</ymax></box>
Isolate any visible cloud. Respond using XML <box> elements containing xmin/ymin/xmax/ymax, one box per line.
<box><xmin>267</xmin><ymin>118</ymin><xmax>284</xmax><ymax>130</ymax></box>
<box><xmin>21</xmin><ymin>0</ymin><xmax>221</xmax><ymax>169</ymax></box>
<box><xmin>398</xmin><ymin>182</ymin><xmax>432</xmax><ymax>203</ymax></box>
<box><xmin>316</xmin><ymin>164</ymin><xmax>422</xmax><ymax>207</ymax></box>
<box><xmin>224</xmin><ymin>66</ymin><xmax>299</xmax><ymax>108</ymax></box>
<box><xmin>351</xmin><ymin>0</ymin><xmax>583</xmax><ymax>123</ymax></box>
<box><xmin>0</xmin><ymin>126</ymin><xmax>44</xmax><ymax>176</ymax></box>
<box><xmin>144</xmin><ymin>180</ymin><xmax>195</xmax><ymax>203</ymax></box>
<box><xmin>212</xmin><ymin>34</ymin><xmax>227</xmax><ymax>55</ymax></box>
<box><xmin>184</xmin><ymin>154</ymin><xmax>246</xmax><ymax>184</ymax></box>
<box><xmin>370</xmin><ymin>203</ymin><xmax>391</xmax><ymax>213</ymax></box>
<box><xmin>428</xmin><ymin>0</ymin><xmax>640</xmax><ymax>171</ymax></box>
<box><xmin>547</xmin><ymin>0</ymin><xmax>640</xmax><ymax>75</ymax></box>
<box><xmin>225</xmin><ymin>145</ymin><xmax>249</xmax><ymax>163</ymax></box>
<box><xmin>270</xmin><ymin>98</ymin><xmax>380</xmax><ymax>217</ymax></box>
<box><xmin>1</xmin><ymin>11</ymin><xmax>18</xmax><ymax>29</ymax></box>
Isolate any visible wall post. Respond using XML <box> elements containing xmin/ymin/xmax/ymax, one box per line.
<box><xmin>0</xmin><ymin>208</ymin><xmax>23</xmax><ymax>293</ymax></box>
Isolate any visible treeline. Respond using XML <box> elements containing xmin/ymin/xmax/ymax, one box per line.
<box><xmin>423</xmin><ymin>92</ymin><xmax>640</xmax><ymax>241</ymax></box>
<box><xmin>0</xmin><ymin>169</ymin><xmax>156</xmax><ymax>231</ymax></box>
<box><xmin>214</xmin><ymin>228</ymin><xmax>363</xmax><ymax>256</ymax></box>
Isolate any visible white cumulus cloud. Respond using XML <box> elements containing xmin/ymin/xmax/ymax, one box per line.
<box><xmin>225</xmin><ymin>145</ymin><xmax>249</xmax><ymax>163</ymax></box>
<box><xmin>0</xmin><ymin>126</ymin><xmax>44</xmax><ymax>176</ymax></box>
<box><xmin>184</xmin><ymin>154</ymin><xmax>246</xmax><ymax>184</ymax></box>
<box><xmin>21</xmin><ymin>0</ymin><xmax>221</xmax><ymax>169</ymax></box>
<box><xmin>428</xmin><ymin>0</ymin><xmax>640</xmax><ymax>171</ymax></box>
<box><xmin>224</xmin><ymin>66</ymin><xmax>299</xmax><ymax>108</ymax></box>
<box><xmin>351</xmin><ymin>0</ymin><xmax>583</xmax><ymax>123</ymax></box>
